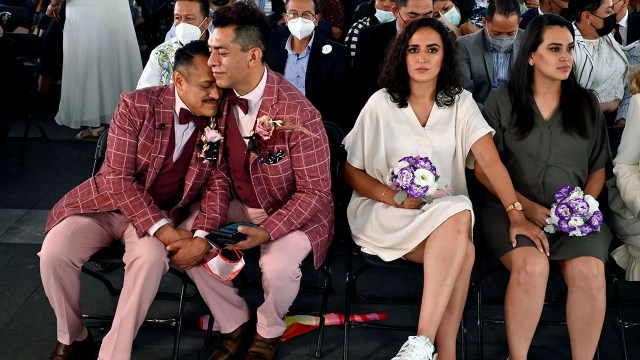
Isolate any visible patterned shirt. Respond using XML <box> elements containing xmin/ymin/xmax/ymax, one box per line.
<box><xmin>137</xmin><ymin>37</ymin><xmax>184</xmax><ymax>89</ymax></box>
<box><xmin>491</xmin><ymin>50</ymin><xmax>512</xmax><ymax>90</ymax></box>
<box><xmin>345</xmin><ymin>16</ymin><xmax>378</xmax><ymax>58</ymax></box>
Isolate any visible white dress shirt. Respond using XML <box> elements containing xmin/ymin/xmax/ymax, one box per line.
<box><xmin>232</xmin><ymin>67</ymin><xmax>268</xmax><ymax>145</ymax></box>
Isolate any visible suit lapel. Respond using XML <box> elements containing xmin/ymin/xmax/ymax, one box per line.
<box><xmin>305</xmin><ymin>36</ymin><xmax>323</xmax><ymax>99</ymax></box>
<box><xmin>146</xmin><ymin>85</ymin><xmax>176</xmax><ymax>188</ymax></box>
<box><xmin>252</xmin><ymin>67</ymin><xmax>280</xmax><ymax>165</ymax></box>
<box><xmin>481</xmin><ymin>33</ymin><xmax>494</xmax><ymax>84</ymax></box>
<box><xmin>271</xmin><ymin>39</ymin><xmax>288</xmax><ymax>74</ymax></box>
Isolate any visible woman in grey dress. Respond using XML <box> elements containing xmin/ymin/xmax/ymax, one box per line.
<box><xmin>475</xmin><ymin>14</ymin><xmax>612</xmax><ymax>360</ymax></box>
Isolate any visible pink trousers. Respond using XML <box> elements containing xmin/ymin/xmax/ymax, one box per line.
<box><xmin>187</xmin><ymin>200</ymin><xmax>312</xmax><ymax>338</ymax></box>
<box><xmin>38</xmin><ymin>210</ymin><xmax>198</xmax><ymax>360</ymax></box>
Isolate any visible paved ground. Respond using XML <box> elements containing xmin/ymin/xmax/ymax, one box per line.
<box><xmin>1</xmin><ymin>96</ymin><xmax>639</xmax><ymax>360</ymax></box>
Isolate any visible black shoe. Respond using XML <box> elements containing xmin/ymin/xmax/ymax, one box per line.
<box><xmin>48</xmin><ymin>330</ymin><xmax>96</xmax><ymax>360</ymax></box>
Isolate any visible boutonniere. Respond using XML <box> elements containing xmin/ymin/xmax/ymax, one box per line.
<box><xmin>244</xmin><ymin>115</ymin><xmax>283</xmax><ymax>155</ymax></box>
<box><xmin>243</xmin><ymin>115</ymin><xmax>313</xmax><ymax>156</ymax></box>
<box><xmin>197</xmin><ymin>120</ymin><xmax>223</xmax><ymax>163</ymax></box>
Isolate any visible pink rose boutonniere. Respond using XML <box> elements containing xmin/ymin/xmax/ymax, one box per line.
<box><xmin>244</xmin><ymin>115</ymin><xmax>312</xmax><ymax>155</ymax></box>
<box><xmin>197</xmin><ymin>120</ymin><xmax>223</xmax><ymax>163</ymax></box>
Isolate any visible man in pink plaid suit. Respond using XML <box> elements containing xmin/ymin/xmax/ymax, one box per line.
<box><xmin>166</xmin><ymin>3</ymin><xmax>334</xmax><ymax>359</ymax></box>
<box><xmin>39</xmin><ymin>41</ymin><xmax>223</xmax><ymax>360</ymax></box>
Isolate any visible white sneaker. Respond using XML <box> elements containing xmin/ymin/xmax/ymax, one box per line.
<box><xmin>391</xmin><ymin>335</ymin><xmax>435</xmax><ymax>360</ymax></box>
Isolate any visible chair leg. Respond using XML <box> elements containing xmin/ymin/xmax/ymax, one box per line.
<box><xmin>171</xmin><ymin>278</ymin><xmax>188</xmax><ymax>360</ymax></box>
<box><xmin>459</xmin><ymin>316</ymin><xmax>466</xmax><ymax>360</ymax></box>
<box><xmin>343</xmin><ymin>248</ymin><xmax>353</xmax><ymax>360</ymax></box>
<box><xmin>314</xmin><ymin>265</ymin><xmax>331</xmax><ymax>358</ymax></box>
<box><xmin>614</xmin><ymin>275</ymin><xmax>629</xmax><ymax>360</ymax></box>
<box><xmin>204</xmin><ymin>313</ymin><xmax>216</xmax><ymax>347</ymax></box>
<box><xmin>476</xmin><ymin>276</ymin><xmax>484</xmax><ymax>360</ymax></box>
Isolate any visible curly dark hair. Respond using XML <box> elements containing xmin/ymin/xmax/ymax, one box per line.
<box><xmin>211</xmin><ymin>2</ymin><xmax>271</xmax><ymax>56</ymax></box>
<box><xmin>379</xmin><ymin>18</ymin><xmax>462</xmax><ymax>108</ymax></box>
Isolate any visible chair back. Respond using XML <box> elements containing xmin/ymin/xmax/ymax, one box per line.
<box><xmin>323</xmin><ymin>121</ymin><xmax>349</xmax><ymax>236</ymax></box>
<box><xmin>92</xmin><ymin>129</ymin><xmax>109</xmax><ymax>177</ymax></box>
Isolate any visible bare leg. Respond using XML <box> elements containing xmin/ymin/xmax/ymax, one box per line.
<box><xmin>500</xmin><ymin>247</ymin><xmax>549</xmax><ymax>360</ymax></box>
<box><xmin>403</xmin><ymin>210</ymin><xmax>474</xmax><ymax>358</ymax></box>
<box><xmin>433</xmin><ymin>241</ymin><xmax>474</xmax><ymax>359</ymax></box>
<box><xmin>559</xmin><ymin>257</ymin><xmax>605</xmax><ymax>360</ymax></box>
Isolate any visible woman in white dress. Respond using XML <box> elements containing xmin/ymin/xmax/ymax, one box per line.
<box><xmin>610</xmin><ymin>68</ymin><xmax>640</xmax><ymax>280</ymax></box>
<box><xmin>343</xmin><ymin>18</ymin><xmax>544</xmax><ymax>360</ymax></box>
<box><xmin>47</xmin><ymin>0</ymin><xmax>142</xmax><ymax>139</ymax></box>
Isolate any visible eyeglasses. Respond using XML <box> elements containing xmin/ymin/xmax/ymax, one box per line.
<box><xmin>285</xmin><ymin>12</ymin><xmax>316</xmax><ymax>21</ymax></box>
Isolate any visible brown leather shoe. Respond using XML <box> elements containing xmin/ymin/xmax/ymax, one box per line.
<box><xmin>49</xmin><ymin>331</ymin><xmax>96</xmax><ymax>360</ymax></box>
<box><xmin>209</xmin><ymin>321</ymin><xmax>254</xmax><ymax>360</ymax></box>
<box><xmin>245</xmin><ymin>334</ymin><xmax>280</xmax><ymax>360</ymax></box>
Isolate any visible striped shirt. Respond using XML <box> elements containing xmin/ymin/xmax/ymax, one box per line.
<box><xmin>491</xmin><ymin>51</ymin><xmax>512</xmax><ymax>90</ymax></box>
<box><xmin>345</xmin><ymin>17</ymin><xmax>378</xmax><ymax>58</ymax></box>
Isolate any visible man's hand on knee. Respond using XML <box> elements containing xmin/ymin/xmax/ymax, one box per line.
<box><xmin>154</xmin><ymin>224</ymin><xmax>192</xmax><ymax>246</ymax></box>
<box><xmin>167</xmin><ymin>237</ymin><xmax>210</xmax><ymax>269</ymax></box>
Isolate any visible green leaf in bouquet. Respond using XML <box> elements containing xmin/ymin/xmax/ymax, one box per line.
<box><xmin>394</xmin><ymin>191</ymin><xmax>407</xmax><ymax>205</ymax></box>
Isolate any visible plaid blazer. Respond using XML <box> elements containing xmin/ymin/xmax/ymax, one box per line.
<box><xmin>196</xmin><ymin>67</ymin><xmax>334</xmax><ymax>268</ymax></box>
<box><xmin>45</xmin><ymin>85</ymin><xmax>219</xmax><ymax>237</ymax></box>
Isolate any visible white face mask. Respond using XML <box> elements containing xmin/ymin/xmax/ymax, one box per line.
<box><xmin>439</xmin><ymin>6</ymin><xmax>461</xmax><ymax>26</ymax></box>
<box><xmin>175</xmin><ymin>18</ymin><xmax>206</xmax><ymax>45</ymax></box>
<box><xmin>374</xmin><ymin>9</ymin><xmax>396</xmax><ymax>23</ymax></box>
<box><xmin>287</xmin><ymin>17</ymin><xmax>315</xmax><ymax>40</ymax></box>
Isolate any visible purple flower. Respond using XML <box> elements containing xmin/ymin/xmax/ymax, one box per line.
<box><xmin>555</xmin><ymin>203</ymin><xmax>573</xmax><ymax>220</ymax></box>
<box><xmin>579</xmin><ymin>225</ymin><xmax>595</xmax><ymax>236</ymax></box>
<box><xmin>588</xmin><ymin>210</ymin><xmax>603</xmax><ymax>229</ymax></box>
<box><xmin>557</xmin><ymin>219</ymin><xmax>576</xmax><ymax>233</ymax></box>
<box><xmin>555</xmin><ymin>185</ymin><xmax>576</xmax><ymax>203</ymax></box>
<box><xmin>407</xmin><ymin>183</ymin><xmax>429</xmax><ymax>198</ymax></box>
<box><xmin>568</xmin><ymin>198</ymin><xmax>590</xmax><ymax>216</ymax></box>
<box><xmin>397</xmin><ymin>167</ymin><xmax>414</xmax><ymax>189</ymax></box>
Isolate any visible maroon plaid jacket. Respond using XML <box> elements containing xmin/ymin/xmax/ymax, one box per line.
<box><xmin>45</xmin><ymin>85</ymin><xmax>219</xmax><ymax>237</ymax></box>
<box><xmin>197</xmin><ymin>67</ymin><xmax>334</xmax><ymax>268</ymax></box>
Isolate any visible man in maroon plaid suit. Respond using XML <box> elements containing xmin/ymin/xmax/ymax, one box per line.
<box><xmin>38</xmin><ymin>41</ymin><xmax>223</xmax><ymax>360</ymax></box>
<box><xmin>168</xmin><ymin>3</ymin><xmax>333</xmax><ymax>359</ymax></box>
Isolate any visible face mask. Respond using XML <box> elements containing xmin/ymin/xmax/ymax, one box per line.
<box><xmin>374</xmin><ymin>9</ymin><xmax>396</xmax><ymax>23</ymax></box>
<box><xmin>175</xmin><ymin>18</ymin><xmax>206</xmax><ymax>45</ymax></box>
<box><xmin>486</xmin><ymin>29</ymin><xmax>517</xmax><ymax>52</ymax></box>
<box><xmin>558</xmin><ymin>8</ymin><xmax>574</xmax><ymax>22</ymax></box>
<box><xmin>204</xmin><ymin>248</ymin><xmax>245</xmax><ymax>282</ymax></box>
<box><xmin>287</xmin><ymin>17</ymin><xmax>315</xmax><ymax>40</ymax></box>
<box><xmin>590</xmin><ymin>13</ymin><xmax>617</xmax><ymax>37</ymax></box>
<box><xmin>439</xmin><ymin>6</ymin><xmax>461</xmax><ymax>26</ymax></box>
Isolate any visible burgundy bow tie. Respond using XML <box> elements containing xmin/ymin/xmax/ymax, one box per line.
<box><xmin>227</xmin><ymin>91</ymin><xmax>249</xmax><ymax>114</ymax></box>
<box><xmin>178</xmin><ymin>108</ymin><xmax>209</xmax><ymax>130</ymax></box>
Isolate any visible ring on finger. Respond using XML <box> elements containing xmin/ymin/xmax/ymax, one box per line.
<box><xmin>539</xmin><ymin>230</ymin><xmax>544</xmax><ymax>235</ymax></box>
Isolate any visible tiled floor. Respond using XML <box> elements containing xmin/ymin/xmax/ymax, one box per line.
<box><xmin>1</xmin><ymin>101</ymin><xmax>639</xmax><ymax>360</ymax></box>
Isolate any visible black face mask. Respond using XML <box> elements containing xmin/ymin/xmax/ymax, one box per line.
<box><xmin>558</xmin><ymin>8</ymin><xmax>574</xmax><ymax>22</ymax></box>
<box><xmin>590</xmin><ymin>13</ymin><xmax>617</xmax><ymax>37</ymax></box>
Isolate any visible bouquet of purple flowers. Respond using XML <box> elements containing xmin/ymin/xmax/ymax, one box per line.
<box><xmin>387</xmin><ymin>155</ymin><xmax>451</xmax><ymax>205</ymax></box>
<box><xmin>544</xmin><ymin>185</ymin><xmax>603</xmax><ymax>236</ymax></box>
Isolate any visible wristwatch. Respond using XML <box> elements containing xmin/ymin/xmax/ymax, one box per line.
<box><xmin>505</xmin><ymin>201</ymin><xmax>523</xmax><ymax>213</ymax></box>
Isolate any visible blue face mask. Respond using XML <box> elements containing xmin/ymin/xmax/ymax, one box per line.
<box><xmin>486</xmin><ymin>29</ymin><xmax>517</xmax><ymax>52</ymax></box>
<box><xmin>374</xmin><ymin>9</ymin><xmax>396</xmax><ymax>23</ymax></box>
<box><xmin>439</xmin><ymin>6</ymin><xmax>461</xmax><ymax>27</ymax></box>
